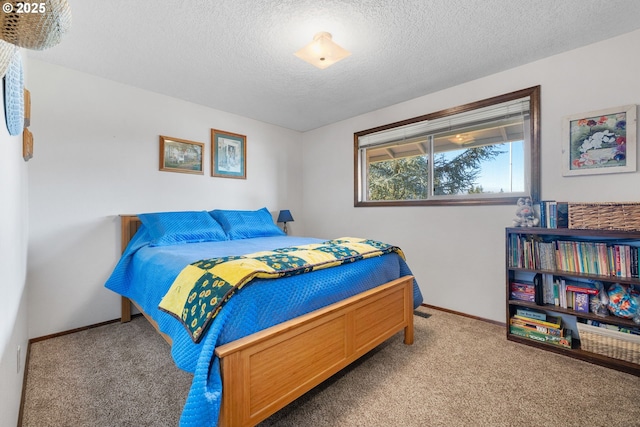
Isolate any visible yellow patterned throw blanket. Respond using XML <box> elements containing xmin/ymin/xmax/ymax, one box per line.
<box><xmin>159</xmin><ymin>237</ymin><xmax>405</xmax><ymax>342</ymax></box>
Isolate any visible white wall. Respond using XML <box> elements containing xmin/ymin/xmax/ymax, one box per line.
<box><xmin>26</xmin><ymin>59</ymin><xmax>305</xmax><ymax>338</ymax></box>
<box><xmin>302</xmin><ymin>29</ymin><xmax>640</xmax><ymax>323</ymax></box>
<box><xmin>0</xmin><ymin>52</ymin><xmax>29</xmax><ymax>427</ymax></box>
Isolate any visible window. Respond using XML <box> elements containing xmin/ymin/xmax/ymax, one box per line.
<box><xmin>354</xmin><ymin>86</ymin><xmax>540</xmax><ymax>206</ymax></box>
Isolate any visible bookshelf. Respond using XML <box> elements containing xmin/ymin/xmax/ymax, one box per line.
<box><xmin>506</xmin><ymin>227</ymin><xmax>640</xmax><ymax>376</ymax></box>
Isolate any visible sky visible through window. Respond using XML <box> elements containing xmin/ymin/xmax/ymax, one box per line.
<box><xmin>440</xmin><ymin>141</ymin><xmax>524</xmax><ymax>194</ymax></box>
<box><xmin>477</xmin><ymin>141</ymin><xmax>524</xmax><ymax>193</ymax></box>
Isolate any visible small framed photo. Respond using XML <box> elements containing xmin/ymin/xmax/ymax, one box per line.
<box><xmin>562</xmin><ymin>104</ymin><xmax>637</xmax><ymax>176</ymax></box>
<box><xmin>211</xmin><ymin>128</ymin><xmax>246</xmax><ymax>179</ymax></box>
<box><xmin>159</xmin><ymin>135</ymin><xmax>204</xmax><ymax>175</ymax></box>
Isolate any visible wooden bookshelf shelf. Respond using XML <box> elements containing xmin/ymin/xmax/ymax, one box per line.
<box><xmin>506</xmin><ymin>227</ymin><xmax>640</xmax><ymax>377</ymax></box>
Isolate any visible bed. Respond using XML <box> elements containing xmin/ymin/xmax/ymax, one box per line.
<box><xmin>106</xmin><ymin>209</ymin><xmax>423</xmax><ymax>427</ymax></box>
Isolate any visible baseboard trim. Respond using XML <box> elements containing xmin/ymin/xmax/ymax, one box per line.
<box><xmin>421</xmin><ymin>303</ymin><xmax>506</xmax><ymax>327</ymax></box>
<box><xmin>16</xmin><ymin>341</ymin><xmax>30</xmax><ymax>427</ymax></box>
<box><xmin>28</xmin><ymin>314</ymin><xmax>142</xmax><ymax>344</ymax></box>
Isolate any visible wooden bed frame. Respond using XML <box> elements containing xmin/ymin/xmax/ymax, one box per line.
<box><xmin>119</xmin><ymin>215</ymin><xmax>415</xmax><ymax>427</ymax></box>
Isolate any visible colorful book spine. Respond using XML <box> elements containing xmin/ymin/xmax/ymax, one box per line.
<box><xmin>539</xmin><ymin>201</ymin><xmax>547</xmax><ymax>228</ymax></box>
<box><xmin>574</xmin><ymin>292</ymin><xmax>590</xmax><ymax>313</ymax></box>
<box><xmin>549</xmin><ymin>202</ymin><xmax>557</xmax><ymax>228</ymax></box>
<box><xmin>565</xmin><ymin>284</ymin><xmax>598</xmax><ymax>295</ymax></box>
<box><xmin>515</xmin><ymin>307</ymin><xmax>546</xmax><ymax>321</ymax></box>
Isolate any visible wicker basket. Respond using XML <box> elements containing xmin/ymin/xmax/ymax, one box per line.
<box><xmin>568</xmin><ymin>202</ymin><xmax>640</xmax><ymax>231</ymax></box>
<box><xmin>577</xmin><ymin>322</ymin><xmax>640</xmax><ymax>364</ymax></box>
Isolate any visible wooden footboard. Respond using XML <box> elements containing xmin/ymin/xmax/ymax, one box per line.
<box><xmin>117</xmin><ymin>214</ymin><xmax>415</xmax><ymax>426</ymax></box>
<box><xmin>215</xmin><ymin>275</ymin><xmax>414</xmax><ymax>427</ymax></box>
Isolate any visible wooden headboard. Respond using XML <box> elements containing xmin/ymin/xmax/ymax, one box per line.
<box><xmin>120</xmin><ymin>215</ymin><xmax>141</xmax><ymax>254</ymax></box>
<box><xmin>117</xmin><ymin>214</ymin><xmax>172</xmax><ymax>343</ymax></box>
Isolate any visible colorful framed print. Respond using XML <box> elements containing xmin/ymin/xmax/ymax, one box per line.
<box><xmin>562</xmin><ymin>105</ymin><xmax>636</xmax><ymax>176</ymax></box>
<box><xmin>211</xmin><ymin>129</ymin><xmax>246</xmax><ymax>179</ymax></box>
<box><xmin>159</xmin><ymin>135</ymin><xmax>204</xmax><ymax>175</ymax></box>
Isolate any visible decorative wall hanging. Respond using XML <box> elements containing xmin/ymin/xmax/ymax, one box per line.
<box><xmin>159</xmin><ymin>135</ymin><xmax>204</xmax><ymax>175</ymax></box>
<box><xmin>3</xmin><ymin>50</ymin><xmax>23</xmax><ymax>136</ymax></box>
<box><xmin>562</xmin><ymin>105</ymin><xmax>637</xmax><ymax>176</ymax></box>
<box><xmin>0</xmin><ymin>0</ymin><xmax>72</xmax><ymax>50</ymax></box>
<box><xmin>0</xmin><ymin>39</ymin><xmax>18</xmax><ymax>78</ymax></box>
<box><xmin>23</xmin><ymin>127</ymin><xmax>32</xmax><ymax>161</ymax></box>
<box><xmin>22</xmin><ymin>87</ymin><xmax>31</xmax><ymax>161</ymax></box>
<box><xmin>23</xmin><ymin>87</ymin><xmax>30</xmax><ymax>126</ymax></box>
<box><xmin>211</xmin><ymin>128</ymin><xmax>246</xmax><ymax>179</ymax></box>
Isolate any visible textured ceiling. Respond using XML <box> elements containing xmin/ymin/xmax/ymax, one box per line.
<box><xmin>29</xmin><ymin>0</ymin><xmax>640</xmax><ymax>132</ymax></box>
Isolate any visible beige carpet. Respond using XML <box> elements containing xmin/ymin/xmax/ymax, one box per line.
<box><xmin>21</xmin><ymin>308</ymin><xmax>640</xmax><ymax>427</ymax></box>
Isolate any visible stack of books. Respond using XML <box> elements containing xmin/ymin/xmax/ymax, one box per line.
<box><xmin>509</xmin><ymin>307</ymin><xmax>572</xmax><ymax>349</ymax></box>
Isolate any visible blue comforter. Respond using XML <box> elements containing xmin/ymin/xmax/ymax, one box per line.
<box><xmin>105</xmin><ymin>226</ymin><xmax>423</xmax><ymax>426</ymax></box>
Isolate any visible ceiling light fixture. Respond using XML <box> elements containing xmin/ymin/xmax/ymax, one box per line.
<box><xmin>294</xmin><ymin>32</ymin><xmax>351</xmax><ymax>69</ymax></box>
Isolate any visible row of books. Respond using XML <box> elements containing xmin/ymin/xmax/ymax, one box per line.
<box><xmin>510</xmin><ymin>274</ymin><xmax>597</xmax><ymax>313</ymax></box>
<box><xmin>509</xmin><ymin>234</ymin><xmax>640</xmax><ymax>279</ymax></box>
<box><xmin>509</xmin><ymin>307</ymin><xmax>572</xmax><ymax>349</ymax></box>
<box><xmin>539</xmin><ymin>201</ymin><xmax>568</xmax><ymax>229</ymax></box>
<box><xmin>556</xmin><ymin>241</ymin><xmax>638</xmax><ymax>278</ymax></box>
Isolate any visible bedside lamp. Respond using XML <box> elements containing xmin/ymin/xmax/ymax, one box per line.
<box><xmin>277</xmin><ymin>210</ymin><xmax>294</xmax><ymax>234</ymax></box>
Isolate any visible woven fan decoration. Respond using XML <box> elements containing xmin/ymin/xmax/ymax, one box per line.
<box><xmin>0</xmin><ymin>0</ymin><xmax>72</xmax><ymax>50</ymax></box>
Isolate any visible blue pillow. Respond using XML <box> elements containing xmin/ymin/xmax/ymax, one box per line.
<box><xmin>210</xmin><ymin>207</ymin><xmax>285</xmax><ymax>240</ymax></box>
<box><xmin>138</xmin><ymin>211</ymin><xmax>227</xmax><ymax>246</ymax></box>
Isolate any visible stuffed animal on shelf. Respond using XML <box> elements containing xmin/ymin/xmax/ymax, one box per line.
<box><xmin>512</xmin><ymin>197</ymin><xmax>539</xmax><ymax>227</ymax></box>
<box><xmin>607</xmin><ymin>283</ymin><xmax>640</xmax><ymax>324</ymax></box>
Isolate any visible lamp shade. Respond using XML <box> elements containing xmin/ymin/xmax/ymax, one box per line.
<box><xmin>294</xmin><ymin>32</ymin><xmax>350</xmax><ymax>69</ymax></box>
<box><xmin>277</xmin><ymin>210</ymin><xmax>294</xmax><ymax>223</ymax></box>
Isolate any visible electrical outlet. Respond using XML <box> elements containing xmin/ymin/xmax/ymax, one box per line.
<box><xmin>17</xmin><ymin>345</ymin><xmax>21</xmax><ymax>373</ymax></box>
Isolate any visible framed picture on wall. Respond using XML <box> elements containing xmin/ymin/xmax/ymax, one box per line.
<box><xmin>159</xmin><ymin>135</ymin><xmax>205</xmax><ymax>174</ymax></box>
<box><xmin>562</xmin><ymin>104</ymin><xmax>637</xmax><ymax>176</ymax></box>
<box><xmin>211</xmin><ymin>128</ymin><xmax>246</xmax><ymax>179</ymax></box>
